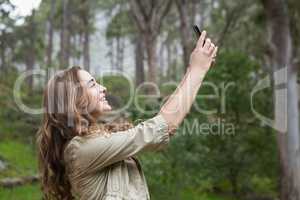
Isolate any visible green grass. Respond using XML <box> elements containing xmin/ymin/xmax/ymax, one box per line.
<box><xmin>0</xmin><ymin>140</ymin><xmax>41</xmax><ymax>199</ymax></box>
<box><xmin>0</xmin><ymin>184</ymin><xmax>41</xmax><ymax>200</ymax></box>
<box><xmin>0</xmin><ymin>140</ymin><xmax>272</xmax><ymax>200</ymax></box>
<box><xmin>0</xmin><ymin>140</ymin><xmax>37</xmax><ymax>179</ymax></box>
<box><xmin>179</xmin><ymin>188</ymin><xmax>237</xmax><ymax>200</ymax></box>
<box><xmin>1</xmin><ymin>185</ymin><xmax>235</xmax><ymax>200</ymax></box>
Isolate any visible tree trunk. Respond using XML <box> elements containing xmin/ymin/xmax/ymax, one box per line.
<box><xmin>166</xmin><ymin>41</ymin><xmax>172</xmax><ymax>79</ymax></box>
<box><xmin>108</xmin><ymin>40</ymin><xmax>114</xmax><ymax>71</ymax></box>
<box><xmin>175</xmin><ymin>0</ymin><xmax>196</xmax><ymax>71</ymax></box>
<box><xmin>25</xmin><ymin>56</ymin><xmax>35</xmax><ymax>89</ymax></box>
<box><xmin>116</xmin><ymin>36</ymin><xmax>123</xmax><ymax>72</ymax></box>
<box><xmin>129</xmin><ymin>0</ymin><xmax>172</xmax><ymax>89</ymax></box>
<box><xmin>60</xmin><ymin>0</ymin><xmax>70</xmax><ymax>69</ymax></box>
<box><xmin>83</xmin><ymin>26</ymin><xmax>90</xmax><ymax>71</ymax></box>
<box><xmin>74</xmin><ymin>34</ymin><xmax>81</xmax><ymax>65</ymax></box>
<box><xmin>229</xmin><ymin>169</ymin><xmax>238</xmax><ymax>197</ymax></box>
<box><xmin>159</xmin><ymin>40</ymin><xmax>165</xmax><ymax>76</ymax></box>
<box><xmin>167</xmin><ymin>44</ymin><xmax>179</xmax><ymax>81</ymax></box>
<box><xmin>135</xmin><ymin>36</ymin><xmax>145</xmax><ymax>86</ymax></box>
<box><xmin>46</xmin><ymin>0</ymin><xmax>55</xmax><ymax>80</ymax></box>
<box><xmin>26</xmin><ymin>10</ymin><xmax>36</xmax><ymax>89</ymax></box>
<box><xmin>173</xmin><ymin>45</ymin><xmax>179</xmax><ymax>80</ymax></box>
<box><xmin>262</xmin><ymin>0</ymin><xmax>300</xmax><ymax>199</ymax></box>
<box><xmin>82</xmin><ymin>0</ymin><xmax>90</xmax><ymax>71</ymax></box>
<box><xmin>119</xmin><ymin>38</ymin><xmax>125</xmax><ymax>72</ymax></box>
<box><xmin>0</xmin><ymin>30</ymin><xmax>5</xmax><ymax>71</ymax></box>
<box><xmin>144</xmin><ymin>33</ymin><xmax>157</xmax><ymax>84</ymax></box>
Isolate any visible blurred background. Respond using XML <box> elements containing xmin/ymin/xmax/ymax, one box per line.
<box><xmin>0</xmin><ymin>0</ymin><xmax>299</xmax><ymax>199</ymax></box>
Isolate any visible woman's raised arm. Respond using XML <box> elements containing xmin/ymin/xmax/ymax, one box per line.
<box><xmin>159</xmin><ymin>30</ymin><xmax>218</xmax><ymax>131</ymax></box>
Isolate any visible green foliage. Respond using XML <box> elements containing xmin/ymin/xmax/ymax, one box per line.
<box><xmin>135</xmin><ymin>50</ymin><xmax>278</xmax><ymax>199</ymax></box>
<box><xmin>106</xmin><ymin>9</ymin><xmax>136</xmax><ymax>39</ymax></box>
<box><xmin>0</xmin><ymin>0</ymin><xmax>290</xmax><ymax>199</ymax></box>
<box><xmin>193</xmin><ymin>50</ymin><xmax>277</xmax><ymax>194</ymax></box>
<box><xmin>0</xmin><ymin>71</ymin><xmax>42</xmax><ymax>141</ymax></box>
<box><xmin>250</xmin><ymin>175</ymin><xmax>277</xmax><ymax>197</ymax></box>
<box><xmin>98</xmin><ymin>75</ymin><xmax>132</xmax><ymax>109</ymax></box>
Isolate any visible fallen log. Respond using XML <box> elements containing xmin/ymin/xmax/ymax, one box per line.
<box><xmin>0</xmin><ymin>174</ymin><xmax>40</xmax><ymax>188</ymax></box>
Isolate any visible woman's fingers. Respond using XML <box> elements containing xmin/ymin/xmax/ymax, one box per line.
<box><xmin>203</xmin><ymin>38</ymin><xmax>211</xmax><ymax>52</ymax></box>
<box><xmin>208</xmin><ymin>43</ymin><xmax>215</xmax><ymax>55</ymax></box>
<box><xmin>197</xmin><ymin>30</ymin><xmax>206</xmax><ymax>49</ymax></box>
<box><xmin>211</xmin><ymin>46</ymin><xmax>218</xmax><ymax>58</ymax></box>
<box><xmin>195</xmin><ymin>30</ymin><xmax>218</xmax><ymax>58</ymax></box>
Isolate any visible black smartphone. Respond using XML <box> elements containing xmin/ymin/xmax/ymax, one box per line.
<box><xmin>193</xmin><ymin>25</ymin><xmax>202</xmax><ymax>39</ymax></box>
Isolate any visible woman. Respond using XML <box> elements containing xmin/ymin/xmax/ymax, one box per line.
<box><xmin>36</xmin><ymin>31</ymin><xmax>218</xmax><ymax>200</ymax></box>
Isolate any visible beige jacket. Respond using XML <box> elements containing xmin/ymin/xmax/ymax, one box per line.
<box><xmin>63</xmin><ymin>114</ymin><xmax>170</xmax><ymax>200</ymax></box>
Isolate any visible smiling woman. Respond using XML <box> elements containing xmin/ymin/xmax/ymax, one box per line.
<box><xmin>36</xmin><ymin>30</ymin><xmax>218</xmax><ymax>200</ymax></box>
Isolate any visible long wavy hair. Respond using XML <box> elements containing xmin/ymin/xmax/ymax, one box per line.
<box><xmin>36</xmin><ymin>66</ymin><xmax>91</xmax><ymax>200</ymax></box>
<box><xmin>36</xmin><ymin>66</ymin><xmax>133</xmax><ymax>200</ymax></box>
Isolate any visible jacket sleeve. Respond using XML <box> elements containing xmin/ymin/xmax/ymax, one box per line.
<box><xmin>72</xmin><ymin>114</ymin><xmax>170</xmax><ymax>174</ymax></box>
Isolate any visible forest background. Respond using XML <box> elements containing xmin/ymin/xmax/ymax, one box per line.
<box><xmin>0</xmin><ymin>0</ymin><xmax>300</xmax><ymax>199</ymax></box>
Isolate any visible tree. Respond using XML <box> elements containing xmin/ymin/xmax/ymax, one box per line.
<box><xmin>175</xmin><ymin>0</ymin><xmax>199</xmax><ymax>70</ymax></box>
<box><xmin>106</xmin><ymin>7</ymin><xmax>142</xmax><ymax>81</ymax></box>
<box><xmin>80</xmin><ymin>0</ymin><xmax>91</xmax><ymax>71</ymax></box>
<box><xmin>59</xmin><ymin>0</ymin><xmax>70</xmax><ymax>69</ymax></box>
<box><xmin>46</xmin><ymin>0</ymin><xmax>55</xmax><ymax>79</ymax></box>
<box><xmin>0</xmin><ymin>0</ymin><xmax>16</xmax><ymax>72</ymax></box>
<box><xmin>25</xmin><ymin>10</ymin><xmax>36</xmax><ymax>89</ymax></box>
<box><xmin>262</xmin><ymin>0</ymin><xmax>300</xmax><ymax>199</ymax></box>
<box><xmin>129</xmin><ymin>0</ymin><xmax>172</xmax><ymax>86</ymax></box>
<box><xmin>107</xmin><ymin>10</ymin><xmax>126</xmax><ymax>72</ymax></box>
<box><xmin>135</xmin><ymin>35</ymin><xmax>145</xmax><ymax>86</ymax></box>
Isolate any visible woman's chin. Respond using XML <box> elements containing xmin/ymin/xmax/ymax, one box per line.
<box><xmin>103</xmin><ymin>105</ymin><xmax>112</xmax><ymax>112</ymax></box>
<box><xmin>96</xmin><ymin>101</ymin><xmax>111</xmax><ymax>111</ymax></box>
<box><xmin>101</xmin><ymin>103</ymin><xmax>112</xmax><ymax>112</ymax></box>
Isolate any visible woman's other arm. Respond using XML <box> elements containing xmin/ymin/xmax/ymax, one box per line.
<box><xmin>159</xmin><ymin>31</ymin><xmax>218</xmax><ymax>130</ymax></box>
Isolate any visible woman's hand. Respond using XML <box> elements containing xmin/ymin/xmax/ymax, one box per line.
<box><xmin>189</xmin><ymin>30</ymin><xmax>218</xmax><ymax>72</ymax></box>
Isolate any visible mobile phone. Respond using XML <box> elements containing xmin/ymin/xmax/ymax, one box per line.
<box><xmin>193</xmin><ymin>25</ymin><xmax>201</xmax><ymax>39</ymax></box>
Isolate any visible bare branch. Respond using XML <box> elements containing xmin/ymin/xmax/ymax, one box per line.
<box><xmin>154</xmin><ymin>0</ymin><xmax>173</xmax><ymax>33</ymax></box>
<box><xmin>217</xmin><ymin>2</ymin><xmax>249</xmax><ymax>47</ymax></box>
<box><xmin>129</xmin><ymin>0</ymin><xmax>147</xmax><ymax>32</ymax></box>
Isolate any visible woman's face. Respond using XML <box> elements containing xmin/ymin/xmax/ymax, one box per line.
<box><xmin>77</xmin><ymin>70</ymin><xmax>112</xmax><ymax>115</ymax></box>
